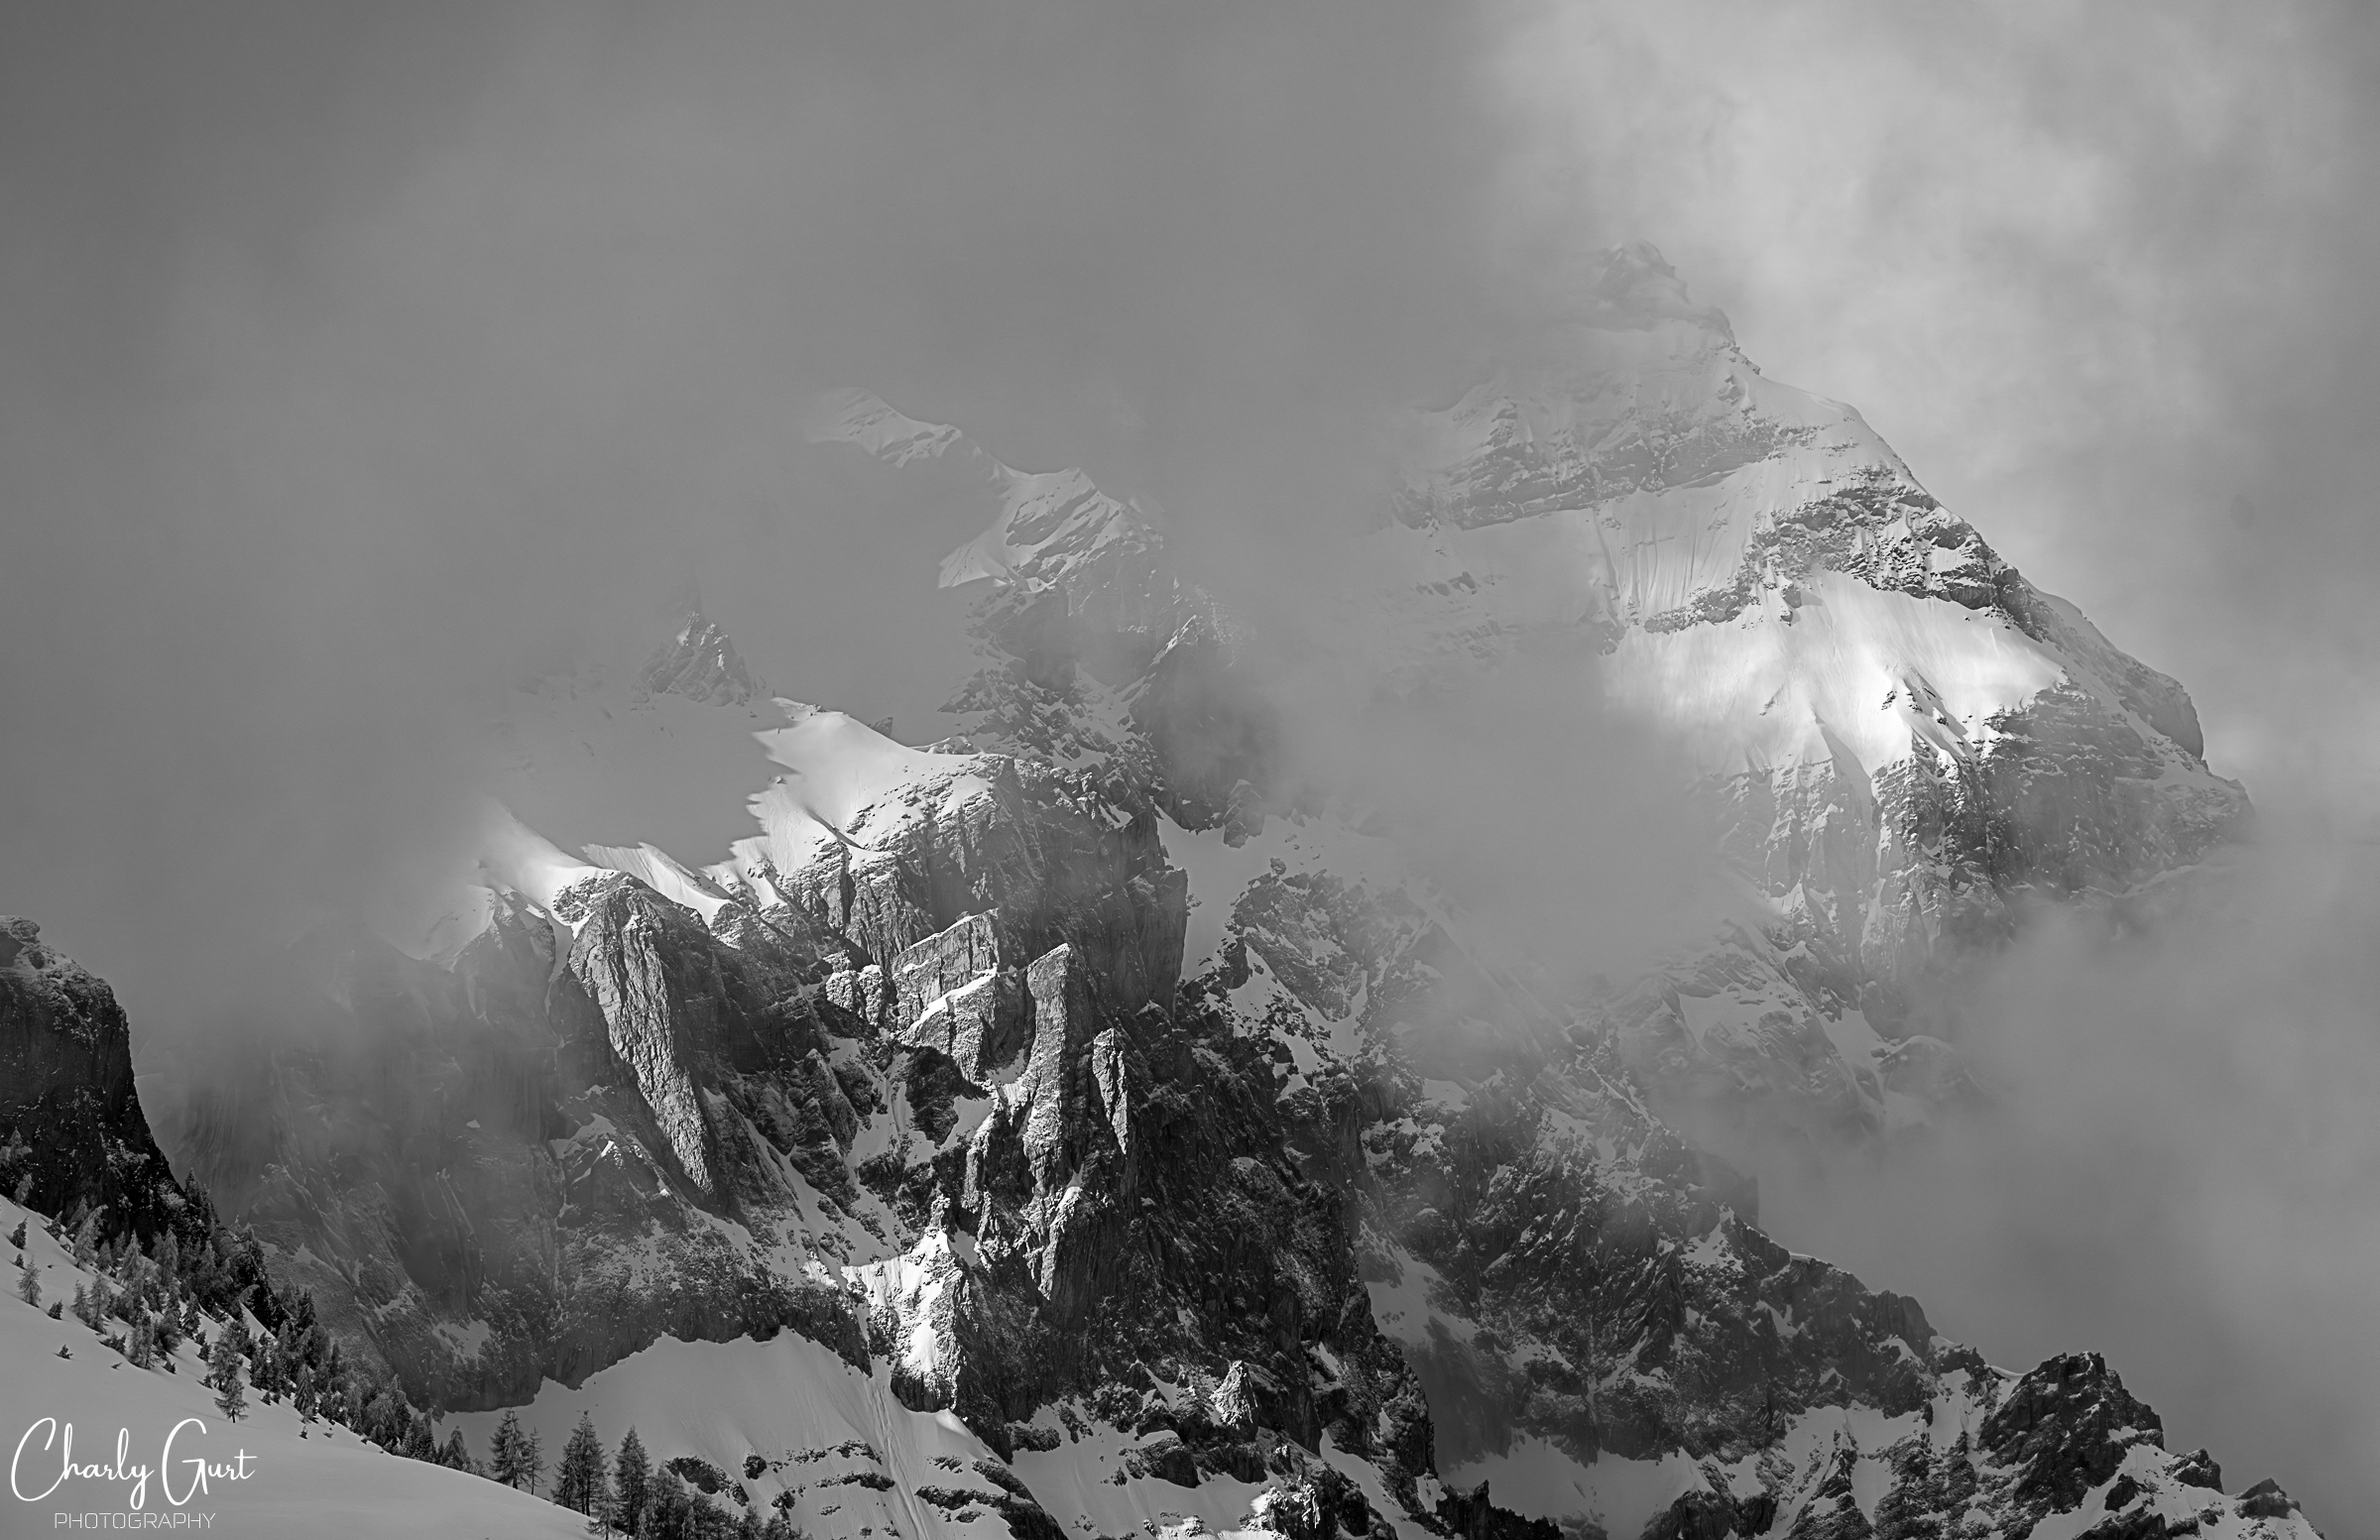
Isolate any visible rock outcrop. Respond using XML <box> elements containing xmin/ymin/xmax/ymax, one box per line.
<box><xmin>786</xmin><ymin>249</ymin><xmax>2305</xmax><ymax>1536</ymax></box>
<box><xmin>638</xmin><ymin>582</ymin><xmax>772</xmax><ymax>707</ymax></box>
<box><xmin>0</xmin><ymin>916</ymin><xmax>183</xmax><ymax>1243</ymax></box>
<box><xmin>117</xmin><ymin>247</ymin><xmax>2318</xmax><ymax>1540</ymax></box>
<box><xmin>1364</xmin><ymin>245</ymin><xmax>2248</xmax><ymax>1135</ymax></box>
<box><xmin>820</xmin><ymin>245</ymin><xmax>2246</xmax><ymax>1151</ymax></box>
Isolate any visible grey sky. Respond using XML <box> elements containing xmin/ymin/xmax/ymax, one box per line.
<box><xmin>4</xmin><ymin>1</ymin><xmax>2376</xmax><ymax>1524</ymax></box>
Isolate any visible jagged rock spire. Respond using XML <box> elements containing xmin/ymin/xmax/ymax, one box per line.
<box><xmin>636</xmin><ymin>578</ymin><xmax>768</xmax><ymax>707</ymax></box>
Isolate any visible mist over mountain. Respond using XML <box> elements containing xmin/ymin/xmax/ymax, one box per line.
<box><xmin>3</xmin><ymin>3</ymin><xmax>2376</xmax><ymax>1535</ymax></box>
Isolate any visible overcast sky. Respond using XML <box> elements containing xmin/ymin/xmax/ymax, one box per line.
<box><xmin>4</xmin><ymin>1</ymin><xmax>2376</xmax><ymax>1523</ymax></box>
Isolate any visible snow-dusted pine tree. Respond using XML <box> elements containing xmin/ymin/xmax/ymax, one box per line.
<box><xmin>612</xmin><ymin>1428</ymin><xmax>650</xmax><ymax>1536</ymax></box>
<box><xmin>209</xmin><ymin>1341</ymin><xmax>246</xmax><ymax>1423</ymax></box>
<box><xmin>488</xmin><ymin>1409</ymin><xmax>525</xmax><ymax>1487</ymax></box>
<box><xmin>554</xmin><ymin>1412</ymin><xmax>609</xmax><ymax>1516</ymax></box>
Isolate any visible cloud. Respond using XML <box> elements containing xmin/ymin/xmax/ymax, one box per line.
<box><xmin>3</xmin><ymin>1</ymin><xmax>2376</xmax><ymax>1524</ymax></box>
<box><xmin>0</xmin><ymin>0</ymin><xmax>1517</xmax><ymax>1032</ymax></box>
<box><xmin>1485</xmin><ymin>5</ymin><xmax>2380</xmax><ymax>1520</ymax></box>
<box><xmin>1495</xmin><ymin>0</ymin><xmax>2380</xmax><ymax>807</ymax></box>
<box><xmin>1744</xmin><ymin>821</ymin><xmax>2380</xmax><ymax>1526</ymax></box>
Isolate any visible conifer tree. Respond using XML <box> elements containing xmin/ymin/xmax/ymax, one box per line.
<box><xmin>267</xmin><ymin>1320</ymin><xmax>300</xmax><ymax>1400</ymax></box>
<box><xmin>246</xmin><ymin>1328</ymin><xmax>269</xmax><ymax>1392</ymax></box>
<box><xmin>490</xmin><ymin>1409</ymin><xmax>530</xmax><ymax>1488</ymax></box>
<box><xmin>642</xmin><ymin>1470</ymin><xmax>690</xmax><ymax>1540</ymax></box>
<box><xmin>210</xmin><ymin>1340</ymin><xmax>247</xmax><ymax>1423</ymax></box>
<box><xmin>217</xmin><ymin>1315</ymin><xmax>252</xmax><ymax>1369</ymax></box>
<box><xmin>525</xmin><ymin>1423</ymin><xmax>546</xmax><ymax>1496</ymax></box>
<box><xmin>556</xmin><ymin>1412</ymin><xmax>610</xmax><ymax>1515</ymax></box>
<box><xmin>614</xmin><ymin>1428</ymin><xmax>652</xmax><ymax>1537</ymax></box>
<box><xmin>586</xmin><ymin>1479</ymin><xmax>620</xmax><ymax>1538</ymax></box>
<box><xmin>69</xmin><ymin>1210</ymin><xmax>98</xmax><ymax>1269</ymax></box>
<box><xmin>440</xmin><ymin>1426</ymin><xmax>475</xmax><ymax>1474</ymax></box>
<box><xmin>15</xmin><ymin>1256</ymin><xmax>37</xmax><ymax>1308</ymax></box>
<box><xmin>5</xmin><ymin>1219</ymin><xmax>24</xmax><ymax>1250</ymax></box>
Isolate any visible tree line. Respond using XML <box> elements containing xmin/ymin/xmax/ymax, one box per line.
<box><xmin>11</xmin><ymin>1191</ymin><xmax>810</xmax><ymax>1539</ymax></box>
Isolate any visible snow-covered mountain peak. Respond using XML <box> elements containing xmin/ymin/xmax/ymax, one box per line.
<box><xmin>78</xmin><ymin>246</ymin><xmax>2325</xmax><ymax>1540</ymax></box>
<box><xmin>807</xmin><ymin>389</ymin><xmax>1159</xmax><ymax>588</ymax></box>
<box><xmin>817</xmin><ymin>233</ymin><xmax>2247</xmax><ymax>1149</ymax></box>
<box><xmin>1573</xmin><ymin>237</ymin><xmax>1736</xmax><ymax>342</ymax></box>
<box><xmin>802</xmin><ymin>387</ymin><xmax>1002</xmax><ymax>484</ymax></box>
<box><xmin>809</xmin><ymin>392</ymin><xmax>1198</xmax><ymax>693</ymax></box>
<box><xmin>636</xmin><ymin>580</ymin><xmax>771</xmax><ymax>707</ymax></box>
<box><xmin>1392</xmin><ymin>294</ymin><xmax>1904</xmax><ymax>539</ymax></box>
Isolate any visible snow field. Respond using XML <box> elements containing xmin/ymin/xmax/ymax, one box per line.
<box><xmin>0</xmin><ymin>1196</ymin><xmax>585</xmax><ymax>1540</ymax></box>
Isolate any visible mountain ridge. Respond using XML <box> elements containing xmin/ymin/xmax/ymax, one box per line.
<box><xmin>81</xmin><ymin>245</ymin><xmax>2316</xmax><ymax>1539</ymax></box>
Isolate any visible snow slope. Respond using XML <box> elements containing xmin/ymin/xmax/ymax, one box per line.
<box><xmin>450</xmin><ymin>1333</ymin><xmax>1002</xmax><ymax>1540</ymax></box>
<box><xmin>450</xmin><ymin>1331</ymin><xmax>1336</xmax><ymax>1540</ymax></box>
<box><xmin>720</xmin><ymin>706</ymin><xmax>1002</xmax><ymax>897</ymax></box>
<box><xmin>0</xmin><ymin>1197</ymin><xmax>586</xmax><ymax>1540</ymax></box>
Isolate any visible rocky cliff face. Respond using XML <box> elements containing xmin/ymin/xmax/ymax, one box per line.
<box><xmin>0</xmin><ymin>916</ymin><xmax>184</xmax><ymax>1242</ymax></box>
<box><xmin>1162</xmin><ymin>854</ymin><xmax>2313</xmax><ymax>1538</ymax></box>
<box><xmin>159</xmin><ymin>734</ymin><xmax>1192</xmax><ymax>1413</ymax></box>
<box><xmin>134</xmin><ymin>247</ymin><xmax>2320</xmax><ymax>1539</ymax></box>
<box><xmin>148</xmin><ymin>787</ymin><xmax>2317</xmax><ymax>1538</ymax></box>
<box><xmin>816</xmin><ymin>244</ymin><xmax>2245</xmax><ymax>1148</ymax></box>
<box><xmin>638</xmin><ymin>582</ymin><xmax>772</xmax><ymax>708</ymax></box>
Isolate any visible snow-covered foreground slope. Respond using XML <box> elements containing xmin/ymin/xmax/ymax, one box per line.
<box><xmin>452</xmin><ymin>1334</ymin><xmax>1014</xmax><ymax>1540</ymax></box>
<box><xmin>450</xmin><ymin>1332</ymin><xmax>1350</xmax><ymax>1540</ymax></box>
<box><xmin>0</xmin><ymin>1197</ymin><xmax>584</xmax><ymax>1540</ymax></box>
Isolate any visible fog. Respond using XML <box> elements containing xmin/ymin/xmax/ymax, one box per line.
<box><xmin>4</xmin><ymin>0</ymin><xmax>2377</xmax><ymax>1528</ymax></box>
<box><xmin>1501</xmin><ymin>1</ymin><xmax>2380</xmax><ymax>816</ymax></box>
<box><xmin>0</xmin><ymin>0</ymin><xmax>1513</xmax><ymax>1021</ymax></box>
<box><xmin>1489</xmin><ymin>6</ymin><xmax>2380</xmax><ymax>1523</ymax></box>
<box><xmin>1731</xmin><ymin>826</ymin><xmax>2380</xmax><ymax>1524</ymax></box>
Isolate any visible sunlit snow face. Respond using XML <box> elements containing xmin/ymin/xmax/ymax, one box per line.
<box><xmin>7</xmin><ymin>1</ymin><xmax>2380</xmax><ymax>1521</ymax></box>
